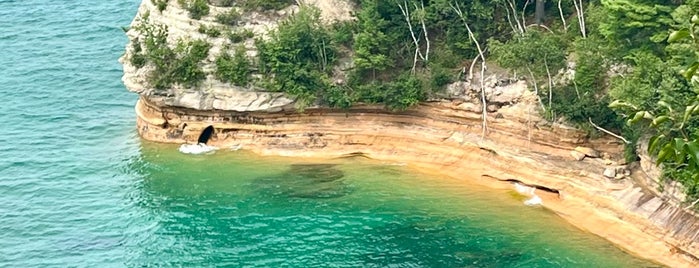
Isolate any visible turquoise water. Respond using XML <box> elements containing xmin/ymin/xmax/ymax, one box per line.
<box><xmin>0</xmin><ymin>0</ymin><xmax>660</xmax><ymax>267</ymax></box>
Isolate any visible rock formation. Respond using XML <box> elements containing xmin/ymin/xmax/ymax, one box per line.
<box><xmin>120</xmin><ymin>0</ymin><xmax>699</xmax><ymax>266</ymax></box>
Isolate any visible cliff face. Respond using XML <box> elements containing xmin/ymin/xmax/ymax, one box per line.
<box><xmin>119</xmin><ymin>0</ymin><xmax>353</xmax><ymax>112</ymax></box>
<box><xmin>121</xmin><ymin>0</ymin><xmax>699</xmax><ymax>267</ymax></box>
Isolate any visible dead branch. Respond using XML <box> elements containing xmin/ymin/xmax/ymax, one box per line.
<box><xmin>588</xmin><ymin>117</ymin><xmax>630</xmax><ymax>144</ymax></box>
<box><xmin>451</xmin><ymin>1</ymin><xmax>488</xmax><ymax>138</ymax></box>
<box><xmin>557</xmin><ymin>0</ymin><xmax>567</xmax><ymax>32</ymax></box>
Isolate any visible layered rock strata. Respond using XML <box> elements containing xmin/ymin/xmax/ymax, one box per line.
<box><xmin>134</xmin><ymin>94</ymin><xmax>699</xmax><ymax>267</ymax></box>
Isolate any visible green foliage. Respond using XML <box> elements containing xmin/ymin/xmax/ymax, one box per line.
<box><xmin>351</xmin><ymin>0</ymin><xmax>392</xmax><ymax>81</ymax></box>
<box><xmin>490</xmin><ymin>30</ymin><xmax>568</xmax><ymax>114</ymax></box>
<box><xmin>610</xmin><ymin>5</ymin><xmax>699</xmax><ymax>204</ymax></box>
<box><xmin>209</xmin><ymin>0</ymin><xmax>234</xmax><ymax>7</ymax></box>
<box><xmin>151</xmin><ymin>0</ymin><xmax>169</xmax><ymax>12</ymax></box>
<box><xmin>178</xmin><ymin>0</ymin><xmax>210</xmax><ymax>19</ymax></box>
<box><xmin>130</xmin><ymin>38</ymin><xmax>147</xmax><ymax>68</ymax></box>
<box><xmin>551</xmin><ymin>84</ymin><xmax>622</xmax><ymax>131</ymax></box>
<box><xmin>215</xmin><ymin>45</ymin><xmax>251</xmax><ymax>86</ymax></box>
<box><xmin>228</xmin><ymin>29</ymin><xmax>254</xmax><ymax>43</ymax></box>
<box><xmin>384</xmin><ymin>74</ymin><xmax>427</xmax><ymax>110</ymax></box>
<box><xmin>242</xmin><ymin>0</ymin><xmax>294</xmax><ymax>11</ymax></box>
<box><xmin>599</xmin><ymin>0</ymin><xmax>676</xmax><ymax>53</ymax></box>
<box><xmin>133</xmin><ymin>19</ymin><xmax>211</xmax><ymax>89</ymax></box>
<box><xmin>215</xmin><ymin>8</ymin><xmax>241</xmax><ymax>26</ymax></box>
<box><xmin>330</xmin><ymin>20</ymin><xmax>356</xmax><ymax>47</ymax></box>
<box><xmin>322</xmin><ymin>85</ymin><xmax>354</xmax><ymax>109</ymax></box>
<box><xmin>155</xmin><ymin>39</ymin><xmax>211</xmax><ymax>89</ymax></box>
<box><xmin>256</xmin><ymin>7</ymin><xmax>336</xmax><ymax>107</ymax></box>
<box><xmin>429</xmin><ymin>65</ymin><xmax>453</xmax><ymax>90</ymax></box>
<box><xmin>490</xmin><ymin>30</ymin><xmax>567</xmax><ymax>80</ymax></box>
<box><xmin>198</xmin><ymin>24</ymin><xmax>221</xmax><ymax>37</ymax></box>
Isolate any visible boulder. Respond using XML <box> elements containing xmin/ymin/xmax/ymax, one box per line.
<box><xmin>570</xmin><ymin>150</ymin><xmax>586</xmax><ymax>161</ymax></box>
<box><xmin>603</xmin><ymin>168</ymin><xmax>616</xmax><ymax>178</ymax></box>
<box><xmin>575</xmin><ymin>146</ymin><xmax>600</xmax><ymax>158</ymax></box>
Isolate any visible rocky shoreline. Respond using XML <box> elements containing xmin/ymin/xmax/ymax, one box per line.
<box><xmin>133</xmin><ymin>94</ymin><xmax>698</xmax><ymax>267</ymax></box>
<box><xmin>121</xmin><ymin>0</ymin><xmax>699</xmax><ymax>266</ymax></box>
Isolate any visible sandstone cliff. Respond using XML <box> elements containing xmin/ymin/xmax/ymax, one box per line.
<box><xmin>121</xmin><ymin>0</ymin><xmax>699</xmax><ymax>266</ymax></box>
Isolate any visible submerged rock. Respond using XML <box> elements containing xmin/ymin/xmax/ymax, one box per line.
<box><xmin>255</xmin><ymin>164</ymin><xmax>352</xmax><ymax>199</ymax></box>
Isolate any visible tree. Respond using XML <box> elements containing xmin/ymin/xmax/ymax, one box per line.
<box><xmin>536</xmin><ymin>0</ymin><xmax>546</xmax><ymax>25</ymax></box>
<box><xmin>256</xmin><ymin>6</ymin><xmax>336</xmax><ymax>108</ymax></box>
<box><xmin>353</xmin><ymin>0</ymin><xmax>392</xmax><ymax>80</ymax></box>
<box><xmin>490</xmin><ymin>30</ymin><xmax>567</xmax><ymax>112</ymax></box>
<box><xmin>611</xmin><ymin>6</ymin><xmax>699</xmax><ymax>205</ymax></box>
<box><xmin>599</xmin><ymin>0</ymin><xmax>676</xmax><ymax>53</ymax></box>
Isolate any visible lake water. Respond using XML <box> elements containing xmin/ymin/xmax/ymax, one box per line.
<box><xmin>0</xmin><ymin>0</ymin><xmax>660</xmax><ymax>267</ymax></box>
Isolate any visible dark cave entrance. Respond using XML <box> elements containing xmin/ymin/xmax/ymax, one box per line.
<box><xmin>197</xmin><ymin>125</ymin><xmax>214</xmax><ymax>144</ymax></box>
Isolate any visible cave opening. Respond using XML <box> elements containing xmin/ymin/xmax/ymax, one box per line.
<box><xmin>197</xmin><ymin>125</ymin><xmax>214</xmax><ymax>144</ymax></box>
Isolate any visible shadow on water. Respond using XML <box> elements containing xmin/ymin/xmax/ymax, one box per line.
<box><xmin>254</xmin><ymin>164</ymin><xmax>354</xmax><ymax>199</ymax></box>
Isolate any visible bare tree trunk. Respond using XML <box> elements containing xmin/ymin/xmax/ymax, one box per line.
<box><xmin>396</xmin><ymin>0</ymin><xmax>424</xmax><ymax>73</ymax></box>
<box><xmin>415</xmin><ymin>1</ymin><xmax>430</xmax><ymax>63</ymax></box>
<box><xmin>522</xmin><ymin>0</ymin><xmax>530</xmax><ymax>30</ymax></box>
<box><xmin>506</xmin><ymin>0</ymin><xmax>525</xmax><ymax>35</ymax></box>
<box><xmin>588</xmin><ymin>118</ymin><xmax>630</xmax><ymax>144</ymax></box>
<box><xmin>451</xmin><ymin>1</ymin><xmax>488</xmax><ymax>138</ymax></box>
<box><xmin>573</xmin><ymin>0</ymin><xmax>586</xmax><ymax>38</ymax></box>
<box><xmin>412</xmin><ymin>47</ymin><xmax>419</xmax><ymax>74</ymax></box>
<box><xmin>527</xmin><ymin>66</ymin><xmax>546</xmax><ymax>112</ymax></box>
<box><xmin>557</xmin><ymin>0</ymin><xmax>567</xmax><ymax>32</ymax></box>
<box><xmin>544</xmin><ymin>56</ymin><xmax>553</xmax><ymax>110</ymax></box>
<box><xmin>504</xmin><ymin>2</ymin><xmax>520</xmax><ymax>35</ymax></box>
<box><xmin>578</xmin><ymin>0</ymin><xmax>586</xmax><ymax>37</ymax></box>
<box><xmin>469</xmin><ymin>53</ymin><xmax>479</xmax><ymax>81</ymax></box>
<box><xmin>535</xmin><ymin>0</ymin><xmax>545</xmax><ymax>25</ymax></box>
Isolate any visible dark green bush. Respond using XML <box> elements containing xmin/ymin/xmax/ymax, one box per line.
<box><xmin>215</xmin><ymin>45</ymin><xmax>251</xmax><ymax>86</ymax></box>
<box><xmin>384</xmin><ymin>74</ymin><xmax>426</xmax><ymax>110</ymax></box>
<box><xmin>215</xmin><ymin>8</ymin><xmax>241</xmax><ymax>26</ymax></box>
<box><xmin>242</xmin><ymin>0</ymin><xmax>294</xmax><ymax>11</ymax></box>
<box><xmin>133</xmin><ymin>20</ymin><xmax>211</xmax><ymax>89</ymax></box>
<box><xmin>256</xmin><ymin>7</ymin><xmax>336</xmax><ymax>107</ymax></box>
<box><xmin>331</xmin><ymin>21</ymin><xmax>356</xmax><ymax>47</ymax></box>
<box><xmin>228</xmin><ymin>29</ymin><xmax>254</xmax><ymax>43</ymax></box>
<box><xmin>151</xmin><ymin>0</ymin><xmax>169</xmax><ymax>12</ymax></box>
<box><xmin>322</xmin><ymin>85</ymin><xmax>354</xmax><ymax>109</ymax></box>
<box><xmin>198</xmin><ymin>25</ymin><xmax>221</xmax><ymax>37</ymax></box>
<box><xmin>429</xmin><ymin>66</ymin><xmax>453</xmax><ymax>90</ymax></box>
<box><xmin>208</xmin><ymin>0</ymin><xmax>234</xmax><ymax>7</ymax></box>
<box><xmin>178</xmin><ymin>0</ymin><xmax>210</xmax><ymax>19</ymax></box>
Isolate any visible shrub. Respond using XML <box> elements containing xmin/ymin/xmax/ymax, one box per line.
<box><xmin>429</xmin><ymin>66</ymin><xmax>453</xmax><ymax>90</ymax></box>
<box><xmin>151</xmin><ymin>0</ymin><xmax>169</xmax><ymax>12</ymax></box>
<box><xmin>130</xmin><ymin>38</ymin><xmax>147</xmax><ymax>68</ymax></box>
<box><xmin>242</xmin><ymin>0</ymin><xmax>294</xmax><ymax>11</ymax></box>
<box><xmin>256</xmin><ymin>7</ymin><xmax>336</xmax><ymax>107</ymax></box>
<box><xmin>215</xmin><ymin>8</ymin><xmax>241</xmax><ymax>26</ymax></box>
<box><xmin>228</xmin><ymin>29</ymin><xmax>254</xmax><ymax>43</ymax></box>
<box><xmin>322</xmin><ymin>85</ymin><xmax>354</xmax><ymax>109</ymax></box>
<box><xmin>198</xmin><ymin>25</ymin><xmax>221</xmax><ymax>37</ymax></box>
<box><xmin>331</xmin><ymin>21</ymin><xmax>356</xmax><ymax>47</ymax></box>
<box><xmin>384</xmin><ymin>74</ymin><xmax>426</xmax><ymax>110</ymax></box>
<box><xmin>133</xmin><ymin>20</ymin><xmax>211</xmax><ymax>89</ymax></box>
<box><xmin>208</xmin><ymin>0</ymin><xmax>234</xmax><ymax>7</ymax></box>
<box><xmin>178</xmin><ymin>0</ymin><xmax>210</xmax><ymax>19</ymax></box>
<box><xmin>215</xmin><ymin>45</ymin><xmax>251</xmax><ymax>86</ymax></box>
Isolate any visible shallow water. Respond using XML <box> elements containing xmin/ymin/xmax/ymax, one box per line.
<box><xmin>0</xmin><ymin>0</ymin><xmax>660</xmax><ymax>267</ymax></box>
